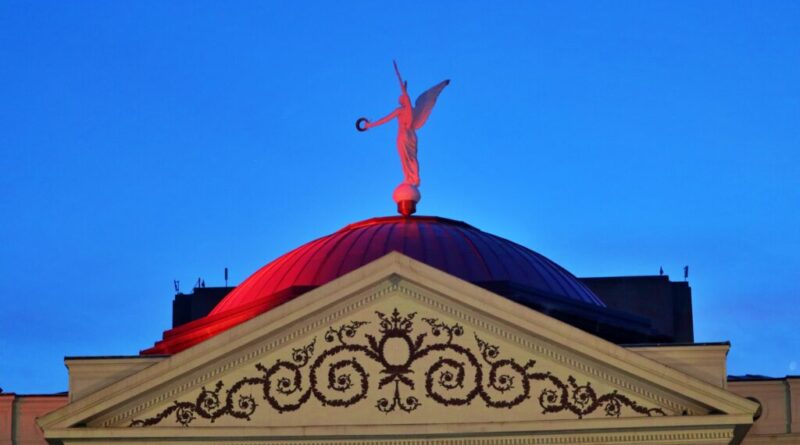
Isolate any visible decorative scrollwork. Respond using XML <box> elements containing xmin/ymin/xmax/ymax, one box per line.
<box><xmin>131</xmin><ymin>309</ymin><xmax>666</xmax><ymax>426</ymax></box>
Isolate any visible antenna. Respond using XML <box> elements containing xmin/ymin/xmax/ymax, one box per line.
<box><xmin>659</xmin><ymin>266</ymin><xmax>663</xmax><ymax>276</ymax></box>
<box><xmin>683</xmin><ymin>265</ymin><xmax>689</xmax><ymax>281</ymax></box>
<box><xmin>173</xmin><ymin>280</ymin><xmax>180</xmax><ymax>293</ymax></box>
<box><xmin>224</xmin><ymin>267</ymin><xmax>229</xmax><ymax>287</ymax></box>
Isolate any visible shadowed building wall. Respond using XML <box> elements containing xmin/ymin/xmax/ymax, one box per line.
<box><xmin>580</xmin><ymin>275</ymin><xmax>694</xmax><ymax>343</ymax></box>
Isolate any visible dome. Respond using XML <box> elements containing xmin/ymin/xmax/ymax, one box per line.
<box><xmin>212</xmin><ymin>216</ymin><xmax>603</xmax><ymax>314</ymax></box>
<box><xmin>143</xmin><ymin>216</ymin><xmax>606</xmax><ymax>355</ymax></box>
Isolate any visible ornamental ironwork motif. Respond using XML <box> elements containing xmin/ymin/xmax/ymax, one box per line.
<box><xmin>130</xmin><ymin>309</ymin><xmax>666</xmax><ymax>427</ymax></box>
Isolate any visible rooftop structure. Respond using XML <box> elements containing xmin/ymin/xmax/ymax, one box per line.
<box><xmin>144</xmin><ymin>216</ymin><xmax>689</xmax><ymax>355</ymax></box>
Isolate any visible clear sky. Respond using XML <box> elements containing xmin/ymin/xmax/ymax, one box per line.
<box><xmin>1</xmin><ymin>1</ymin><xmax>798</xmax><ymax>393</ymax></box>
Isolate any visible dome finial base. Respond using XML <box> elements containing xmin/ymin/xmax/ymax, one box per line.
<box><xmin>393</xmin><ymin>183</ymin><xmax>421</xmax><ymax>217</ymax></box>
<box><xmin>397</xmin><ymin>200</ymin><xmax>417</xmax><ymax>217</ymax></box>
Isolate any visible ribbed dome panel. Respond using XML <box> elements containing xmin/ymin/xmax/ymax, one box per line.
<box><xmin>210</xmin><ymin>216</ymin><xmax>603</xmax><ymax>316</ymax></box>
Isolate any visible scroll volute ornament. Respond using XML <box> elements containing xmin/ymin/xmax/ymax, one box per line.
<box><xmin>131</xmin><ymin>309</ymin><xmax>665</xmax><ymax>427</ymax></box>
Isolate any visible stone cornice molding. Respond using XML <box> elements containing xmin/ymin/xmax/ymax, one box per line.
<box><xmin>39</xmin><ymin>253</ymin><xmax>758</xmax><ymax>443</ymax></box>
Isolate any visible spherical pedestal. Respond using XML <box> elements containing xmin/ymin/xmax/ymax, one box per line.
<box><xmin>393</xmin><ymin>183</ymin><xmax>421</xmax><ymax>217</ymax></box>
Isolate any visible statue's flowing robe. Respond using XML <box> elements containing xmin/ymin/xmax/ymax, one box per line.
<box><xmin>398</xmin><ymin>126</ymin><xmax>419</xmax><ymax>186</ymax></box>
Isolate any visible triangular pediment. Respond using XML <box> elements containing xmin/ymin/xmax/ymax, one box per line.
<box><xmin>40</xmin><ymin>253</ymin><xmax>758</xmax><ymax>444</ymax></box>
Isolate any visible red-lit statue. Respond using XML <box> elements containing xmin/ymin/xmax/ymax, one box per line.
<box><xmin>357</xmin><ymin>62</ymin><xmax>449</xmax><ymax>216</ymax></box>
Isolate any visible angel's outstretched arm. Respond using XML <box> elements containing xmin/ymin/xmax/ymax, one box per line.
<box><xmin>365</xmin><ymin>108</ymin><xmax>398</xmax><ymax>129</ymax></box>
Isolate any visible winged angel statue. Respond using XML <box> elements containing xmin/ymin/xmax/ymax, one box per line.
<box><xmin>357</xmin><ymin>62</ymin><xmax>449</xmax><ymax>214</ymax></box>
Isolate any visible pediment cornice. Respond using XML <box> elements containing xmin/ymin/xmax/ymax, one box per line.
<box><xmin>39</xmin><ymin>253</ymin><xmax>758</xmax><ymax>444</ymax></box>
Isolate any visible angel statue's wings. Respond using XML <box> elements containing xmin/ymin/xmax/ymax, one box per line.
<box><xmin>412</xmin><ymin>79</ymin><xmax>450</xmax><ymax>130</ymax></box>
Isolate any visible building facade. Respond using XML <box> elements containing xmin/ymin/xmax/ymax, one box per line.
<box><xmin>2</xmin><ymin>216</ymin><xmax>797</xmax><ymax>444</ymax></box>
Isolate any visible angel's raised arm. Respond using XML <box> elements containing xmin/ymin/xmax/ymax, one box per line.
<box><xmin>365</xmin><ymin>108</ymin><xmax>399</xmax><ymax>129</ymax></box>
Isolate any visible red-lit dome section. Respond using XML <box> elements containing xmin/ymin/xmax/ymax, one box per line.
<box><xmin>143</xmin><ymin>216</ymin><xmax>603</xmax><ymax>355</ymax></box>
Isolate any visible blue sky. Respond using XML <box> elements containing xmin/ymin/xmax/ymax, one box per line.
<box><xmin>1</xmin><ymin>1</ymin><xmax>798</xmax><ymax>393</ymax></box>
